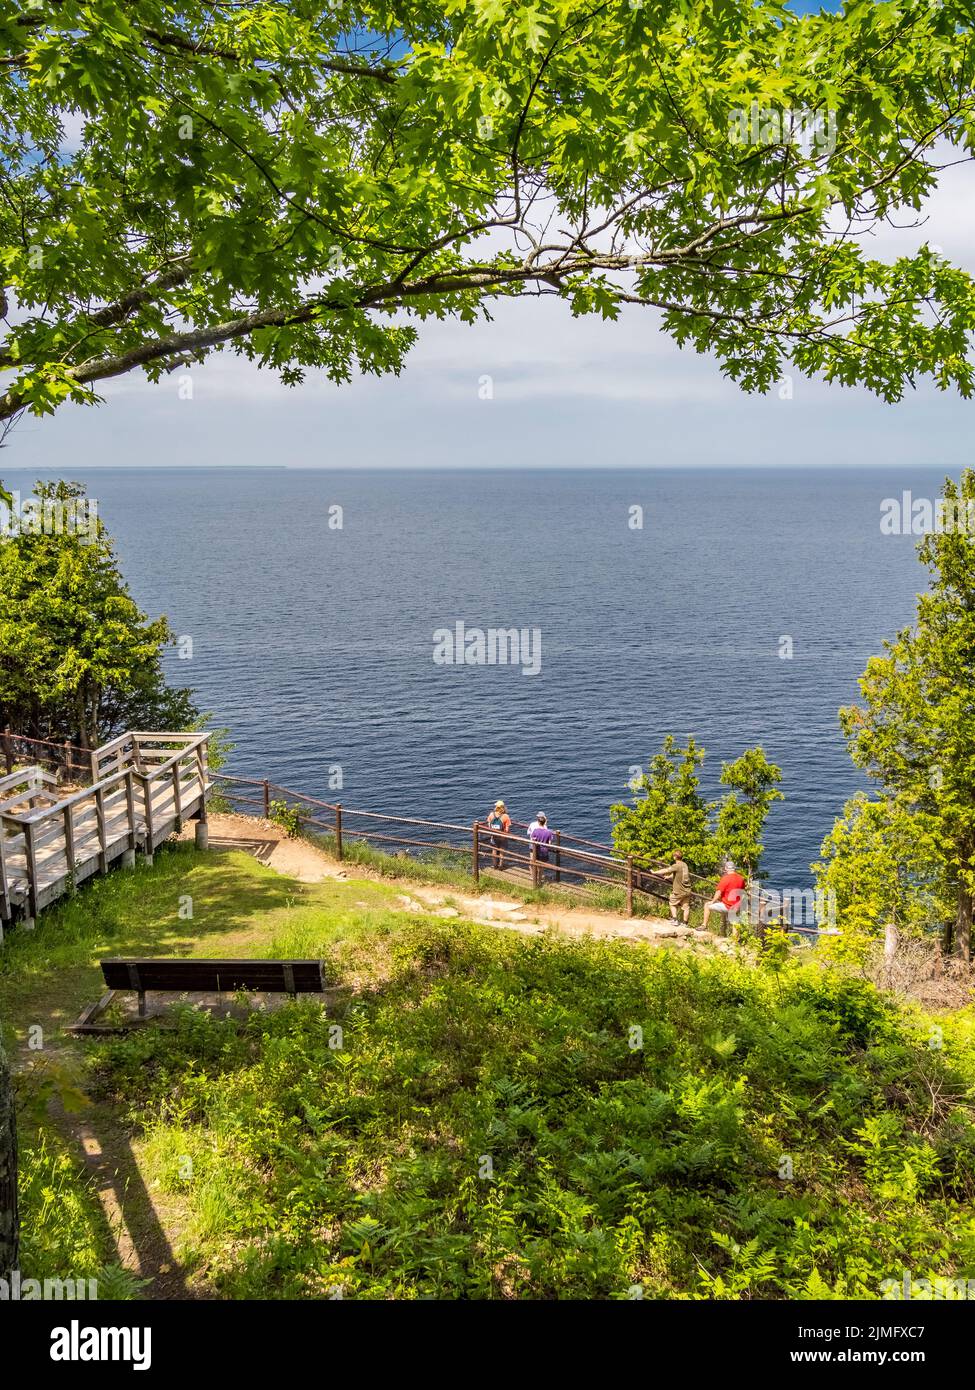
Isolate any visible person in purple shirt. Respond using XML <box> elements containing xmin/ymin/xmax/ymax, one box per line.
<box><xmin>527</xmin><ymin>812</ymin><xmax>555</xmax><ymax>885</ymax></box>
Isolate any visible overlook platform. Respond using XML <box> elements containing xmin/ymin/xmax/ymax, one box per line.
<box><xmin>0</xmin><ymin>731</ymin><xmax>210</xmax><ymax>933</ymax></box>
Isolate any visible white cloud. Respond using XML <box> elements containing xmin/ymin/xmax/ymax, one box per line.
<box><xmin>6</xmin><ymin>153</ymin><xmax>974</xmax><ymax>469</ymax></box>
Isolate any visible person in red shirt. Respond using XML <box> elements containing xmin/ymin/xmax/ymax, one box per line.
<box><xmin>702</xmin><ymin>861</ymin><xmax>747</xmax><ymax>934</ymax></box>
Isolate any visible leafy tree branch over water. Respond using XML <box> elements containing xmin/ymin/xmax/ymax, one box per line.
<box><xmin>0</xmin><ymin>0</ymin><xmax>974</xmax><ymax>427</ymax></box>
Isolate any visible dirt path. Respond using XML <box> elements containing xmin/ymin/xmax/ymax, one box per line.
<box><xmin>186</xmin><ymin>813</ymin><xmax>732</xmax><ymax>953</ymax></box>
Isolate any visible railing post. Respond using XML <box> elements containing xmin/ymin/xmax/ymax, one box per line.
<box><xmin>626</xmin><ymin>855</ymin><xmax>634</xmax><ymax>916</ymax></box>
<box><xmin>63</xmin><ymin>805</ymin><xmax>76</xmax><ymax>880</ymax></box>
<box><xmin>335</xmin><ymin>804</ymin><xmax>343</xmax><ymax>860</ymax></box>
<box><xmin>94</xmin><ymin>787</ymin><xmax>108</xmax><ymax>873</ymax></box>
<box><xmin>196</xmin><ymin>741</ymin><xmax>208</xmax><ymax>825</ymax></box>
<box><xmin>530</xmin><ymin>838</ymin><xmax>538</xmax><ymax>889</ymax></box>
<box><xmin>141</xmin><ymin>773</ymin><xmax>155</xmax><ymax>860</ymax></box>
<box><xmin>262</xmin><ymin>779</ymin><xmax>270</xmax><ymax>818</ymax></box>
<box><xmin>172</xmin><ymin>761</ymin><xmax>182</xmax><ymax>823</ymax></box>
<box><xmin>2</xmin><ymin>727</ymin><xmax>12</xmax><ymax>776</ymax></box>
<box><xmin>0</xmin><ymin>816</ymin><xmax>11</xmax><ymax>925</ymax></box>
<box><xmin>24</xmin><ymin>822</ymin><xmax>38</xmax><ymax>923</ymax></box>
<box><xmin>124</xmin><ymin>770</ymin><xmax>137</xmax><ymax>854</ymax></box>
<box><xmin>472</xmin><ymin>821</ymin><xmax>480</xmax><ymax>885</ymax></box>
<box><xmin>554</xmin><ymin>829</ymin><xmax>561</xmax><ymax>884</ymax></box>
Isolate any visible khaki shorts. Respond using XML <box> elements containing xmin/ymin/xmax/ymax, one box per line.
<box><xmin>669</xmin><ymin>889</ymin><xmax>692</xmax><ymax>907</ymax></box>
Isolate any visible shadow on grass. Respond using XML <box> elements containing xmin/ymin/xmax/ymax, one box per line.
<box><xmin>73</xmin><ymin>1106</ymin><xmax>192</xmax><ymax>1300</ymax></box>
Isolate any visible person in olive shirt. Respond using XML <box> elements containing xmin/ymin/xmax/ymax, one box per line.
<box><xmin>658</xmin><ymin>851</ymin><xmax>692</xmax><ymax>924</ymax></box>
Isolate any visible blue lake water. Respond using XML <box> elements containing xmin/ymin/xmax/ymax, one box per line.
<box><xmin>3</xmin><ymin>465</ymin><xmax>950</xmax><ymax>886</ymax></box>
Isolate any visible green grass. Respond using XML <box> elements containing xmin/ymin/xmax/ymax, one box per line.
<box><xmin>4</xmin><ymin>841</ymin><xmax>975</xmax><ymax>1300</ymax></box>
<box><xmin>0</xmin><ymin>841</ymin><xmax>400</xmax><ymax>1032</ymax></box>
<box><xmin>0</xmin><ymin>840</ymin><xmax>408</xmax><ymax>1290</ymax></box>
<box><xmin>16</xmin><ymin>1127</ymin><xmax>106</xmax><ymax>1281</ymax></box>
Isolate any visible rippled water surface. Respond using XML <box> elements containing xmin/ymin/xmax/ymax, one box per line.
<box><xmin>6</xmin><ymin>465</ymin><xmax>949</xmax><ymax>885</ymax></box>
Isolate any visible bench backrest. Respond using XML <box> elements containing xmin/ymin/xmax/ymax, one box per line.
<box><xmin>100</xmin><ymin>958</ymin><xmax>325</xmax><ymax>994</ymax></box>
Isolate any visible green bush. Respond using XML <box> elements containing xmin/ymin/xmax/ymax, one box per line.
<box><xmin>267</xmin><ymin>799</ymin><xmax>309</xmax><ymax>839</ymax></box>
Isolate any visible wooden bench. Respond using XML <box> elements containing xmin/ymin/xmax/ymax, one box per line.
<box><xmin>70</xmin><ymin>957</ymin><xmax>326</xmax><ymax>1032</ymax></box>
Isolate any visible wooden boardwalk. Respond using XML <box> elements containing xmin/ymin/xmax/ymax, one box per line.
<box><xmin>0</xmin><ymin>732</ymin><xmax>210</xmax><ymax>934</ymax></box>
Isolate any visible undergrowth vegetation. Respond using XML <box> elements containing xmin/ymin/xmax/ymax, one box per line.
<box><xmin>91</xmin><ymin>920</ymin><xmax>975</xmax><ymax>1299</ymax></box>
<box><xmin>4</xmin><ymin>841</ymin><xmax>974</xmax><ymax>1300</ymax></box>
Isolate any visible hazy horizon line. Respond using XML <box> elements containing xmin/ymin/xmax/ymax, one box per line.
<box><xmin>2</xmin><ymin>462</ymin><xmax>964</xmax><ymax>474</ymax></box>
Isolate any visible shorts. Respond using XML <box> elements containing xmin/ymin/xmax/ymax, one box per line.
<box><xmin>669</xmin><ymin>890</ymin><xmax>691</xmax><ymax>907</ymax></box>
<box><xmin>708</xmin><ymin>900</ymin><xmax>730</xmax><ymax>913</ymax></box>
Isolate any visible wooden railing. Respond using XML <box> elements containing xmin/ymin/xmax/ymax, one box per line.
<box><xmin>211</xmin><ymin>772</ymin><xmax>721</xmax><ymax>918</ymax></box>
<box><xmin>1</xmin><ymin>728</ymin><xmax>92</xmax><ymax>782</ymax></box>
<box><xmin>0</xmin><ymin>732</ymin><xmax>797</xmax><ymax>935</ymax></box>
<box><xmin>0</xmin><ymin>731</ymin><xmax>210</xmax><ymax>930</ymax></box>
<box><xmin>211</xmin><ymin>772</ymin><xmax>817</xmax><ymax>934</ymax></box>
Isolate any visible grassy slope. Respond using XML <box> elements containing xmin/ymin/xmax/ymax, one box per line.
<box><xmin>2</xmin><ymin>841</ymin><xmax>975</xmax><ymax>1300</ymax></box>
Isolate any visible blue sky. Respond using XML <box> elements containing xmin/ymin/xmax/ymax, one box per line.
<box><xmin>10</xmin><ymin>0</ymin><xmax>974</xmax><ymax>472</ymax></box>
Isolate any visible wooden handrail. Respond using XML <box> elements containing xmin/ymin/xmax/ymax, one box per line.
<box><xmin>127</xmin><ymin>733</ymin><xmax>212</xmax><ymax>745</ymax></box>
<box><xmin>139</xmin><ymin>739</ymin><xmax>208</xmax><ymax>783</ymax></box>
<box><xmin>2</xmin><ymin>728</ymin><xmax>208</xmax><ymax>788</ymax></box>
<box><xmin>1</xmin><ymin>729</ymin><xmax>213</xmax><ymax>926</ymax></box>
<box><xmin>9</xmin><ymin>764</ymin><xmax>138</xmax><ymax>823</ymax></box>
<box><xmin>213</xmin><ymin>772</ymin><xmax>712</xmax><ymax>887</ymax></box>
<box><xmin>210</xmin><ymin>767</ymin><xmax>780</xmax><ymax>920</ymax></box>
<box><xmin>0</xmin><ymin>765</ymin><xmax>58</xmax><ymax>795</ymax></box>
<box><xmin>211</xmin><ymin>773</ymin><xmax>679</xmax><ymax>905</ymax></box>
<box><xmin>93</xmin><ymin>732</ymin><xmax>135</xmax><ymax>759</ymax></box>
<box><xmin>8</xmin><ymin>749</ymin><xmax>204</xmax><ymax>830</ymax></box>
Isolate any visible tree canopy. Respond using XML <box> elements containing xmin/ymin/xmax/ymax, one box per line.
<box><xmin>812</xmin><ymin>790</ymin><xmax>949</xmax><ymax>959</ymax></box>
<box><xmin>839</xmin><ymin>470</ymin><xmax>975</xmax><ymax>961</ymax></box>
<box><xmin>0</xmin><ymin>480</ymin><xmax>196</xmax><ymax>747</ymax></box>
<box><xmin>611</xmin><ymin>734</ymin><xmax>782</xmax><ymax>876</ymax></box>
<box><xmin>1</xmin><ymin>0</ymin><xmax>974</xmax><ymax>430</ymax></box>
<box><xmin>714</xmin><ymin>746</ymin><xmax>784</xmax><ymax>876</ymax></box>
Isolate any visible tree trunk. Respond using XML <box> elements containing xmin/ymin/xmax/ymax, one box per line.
<box><xmin>74</xmin><ymin>691</ymin><xmax>89</xmax><ymax>750</ymax></box>
<box><xmin>0</xmin><ymin>1043</ymin><xmax>18</xmax><ymax>1278</ymax></box>
<box><xmin>942</xmin><ymin>914</ymin><xmax>954</xmax><ymax>956</ymax></box>
<box><xmin>954</xmin><ymin>884</ymin><xmax>973</xmax><ymax>964</ymax></box>
<box><xmin>84</xmin><ymin>684</ymin><xmax>102</xmax><ymax>751</ymax></box>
